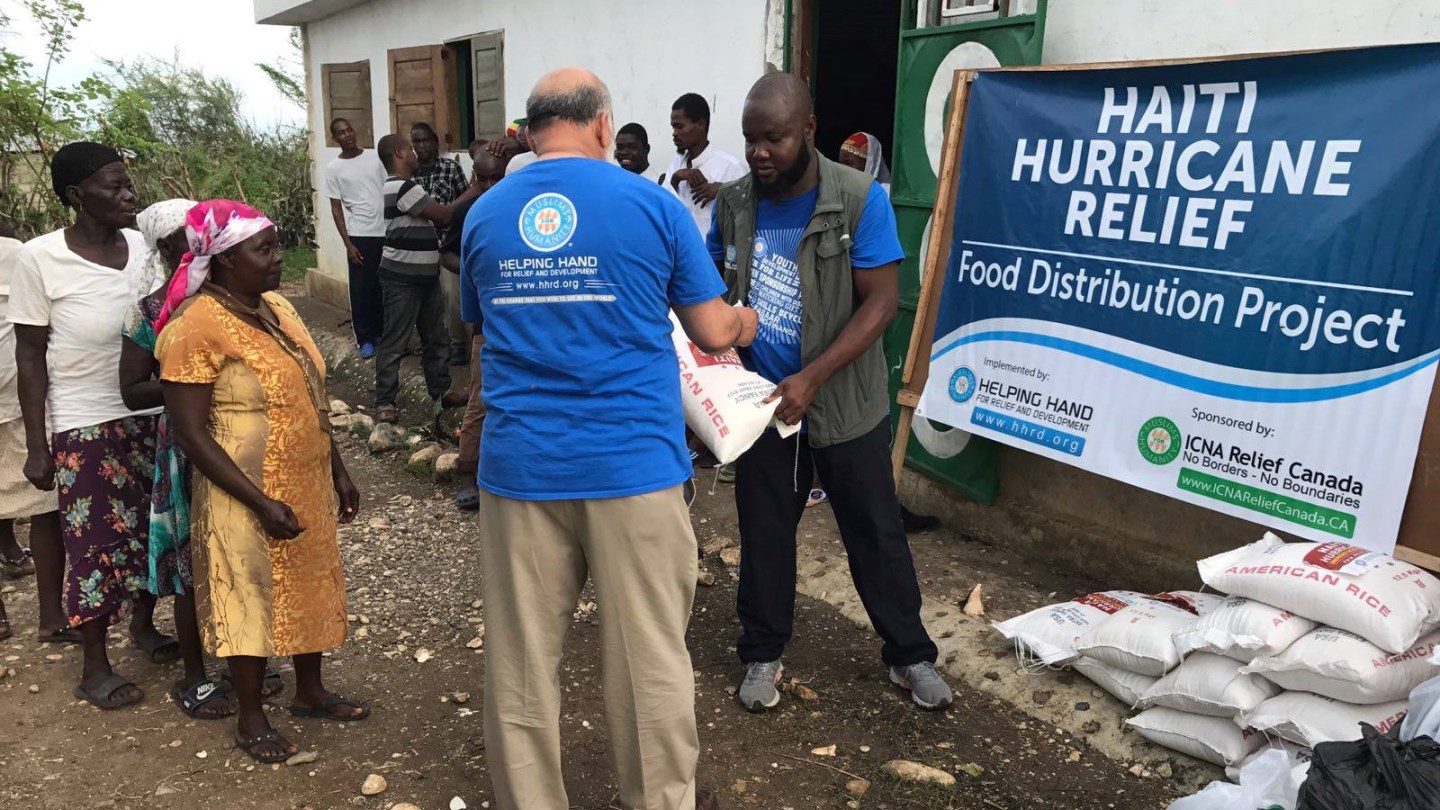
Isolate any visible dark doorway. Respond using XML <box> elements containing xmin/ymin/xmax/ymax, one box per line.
<box><xmin>810</xmin><ymin>0</ymin><xmax>903</xmax><ymax>166</ymax></box>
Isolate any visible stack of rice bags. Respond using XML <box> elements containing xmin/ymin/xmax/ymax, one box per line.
<box><xmin>993</xmin><ymin>532</ymin><xmax>1440</xmax><ymax>778</ymax></box>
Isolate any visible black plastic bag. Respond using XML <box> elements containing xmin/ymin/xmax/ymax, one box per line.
<box><xmin>1297</xmin><ymin>722</ymin><xmax>1440</xmax><ymax>809</ymax></box>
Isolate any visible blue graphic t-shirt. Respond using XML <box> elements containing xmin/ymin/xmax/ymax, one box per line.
<box><xmin>460</xmin><ymin>157</ymin><xmax>726</xmax><ymax>500</ymax></box>
<box><xmin>707</xmin><ymin>181</ymin><xmax>905</xmax><ymax>384</ymax></box>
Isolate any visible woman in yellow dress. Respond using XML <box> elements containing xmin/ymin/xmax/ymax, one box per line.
<box><xmin>155</xmin><ymin>200</ymin><xmax>364</xmax><ymax>762</ymax></box>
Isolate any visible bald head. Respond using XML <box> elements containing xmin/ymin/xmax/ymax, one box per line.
<box><xmin>744</xmin><ymin>72</ymin><xmax>814</xmax><ymax>126</ymax></box>
<box><xmin>741</xmin><ymin>72</ymin><xmax>818</xmax><ymax>198</ymax></box>
<box><xmin>524</xmin><ymin>66</ymin><xmax>615</xmax><ymax>160</ymax></box>
<box><xmin>527</xmin><ymin>67</ymin><xmax>611</xmax><ymax>132</ymax></box>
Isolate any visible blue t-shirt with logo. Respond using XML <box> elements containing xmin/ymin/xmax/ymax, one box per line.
<box><xmin>706</xmin><ymin>181</ymin><xmax>905</xmax><ymax>384</ymax></box>
<box><xmin>460</xmin><ymin>157</ymin><xmax>727</xmax><ymax>501</ymax></box>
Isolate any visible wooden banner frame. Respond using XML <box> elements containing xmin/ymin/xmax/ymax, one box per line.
<box><xmin>892</xmin><ymin>56</ymin><xmax>1440</xmax><ymax>572</ymax></box>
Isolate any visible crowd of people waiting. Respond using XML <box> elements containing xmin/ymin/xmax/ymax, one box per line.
<box><xmin>0</xmin><ymin>66</ymin><xmax>945</xmax><ymax>810</ymax></box>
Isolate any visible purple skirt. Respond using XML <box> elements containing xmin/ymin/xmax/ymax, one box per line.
<box><xmin>53</xmin><ymin>416</ymin><xmax>157</xmax><ymax>627</ymax></box>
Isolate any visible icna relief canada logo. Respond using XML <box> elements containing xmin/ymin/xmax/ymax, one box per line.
<box><xmin>518</xmin><ymin>192</ymin><xmax>578</xmax><ymax>252</ymax></box>
<box><xmin>1138</xmin><ymin>416</ymin><xmax>1182</xmax><ymax>465</ymax></box>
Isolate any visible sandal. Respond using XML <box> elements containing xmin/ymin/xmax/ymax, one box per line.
<box><xmin>376</xmin><ymin>406</ymin><xmax>399</xmax><ymax>424</ymax></box>
<box><xmin>132</xmin><ymin>632</ymin><xmax>182</xmax><ymax>665</ymax></box>
<box><xmin>1</xmin><ymin>548</ymin><xmax>34</xmax><ymax>578</ymax></box>
<box><xmin>221</xmin><ymin>667</ymin><xmax>286</xmax><ymax>698</ymax></box>
<box><xmin>290</xmin><ymin>692</ymin><xmax>370</xmax><ymax>722</ymax></box>
<box><xmin>37</xmin><ymin>626</ymin><xmax>81</xmax><ymax>645</ymax></box>
<box><xmin>171</xmin><ymin>678</ymin><xmax>235</xmax><ymax>720</ymax></box>
<box><xmin>235</xmin><ymin>729</ymin><xmax>297</xmax><ymax>764</ymax></box>
<box><xmin>805</xmin><ymin>488</ymin><xmax>828</xmax><ymax>508</ymax></box>
<box><xmin>73</xmin><ymin>672</ymin><xmax>144</xmax><ymax>710</ymax></box>
<box><xmin>455</xmin><ymin>483</ymin><xmax>480</xmax><ymax>512</ymax></box>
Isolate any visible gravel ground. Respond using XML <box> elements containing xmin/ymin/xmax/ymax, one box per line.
<box><xmin>0</xmin><ymin>288</ymin><xmax>1188</xmax><ymax>810</ymax></box>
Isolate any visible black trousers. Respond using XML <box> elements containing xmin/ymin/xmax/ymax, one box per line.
<box><xmin>347</xmin><ymin>236</ymin><xmax>386</xmax><ymax>347</ymax></box>
<box><xmin>735</xmin><ymin>419</ymin><xmax>938</xmax><ymax>668</ymax></box>
<box><xmin>374</xmin><ymin>273</ymin><xmax>451</xmax><ymax>408</ymax></box>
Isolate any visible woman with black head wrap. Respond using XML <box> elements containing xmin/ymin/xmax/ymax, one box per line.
<box><xmin>8</xmin><ymin>142</ymin><xmax>179</xmax><ymax>709</ymax></box>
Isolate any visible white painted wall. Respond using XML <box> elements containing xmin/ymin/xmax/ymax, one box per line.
<box><xmin>1042</xmin><ymin>0</ymin><xmax>1440</xmax><ymax>64</ymax></box>
<box><xmin>303</xmin><ymin>0</ymin><xmax>770</xmax><ymax>277</ymax></box>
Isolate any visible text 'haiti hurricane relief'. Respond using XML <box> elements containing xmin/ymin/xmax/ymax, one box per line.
<box><xmin>958</xmin><ymin>79</ymin><xmax>1412</xmax><ymax>357</ymax></box>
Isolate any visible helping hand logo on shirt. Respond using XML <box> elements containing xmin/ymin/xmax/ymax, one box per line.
<box><xmin>518</xmin><ymin>193</ymin><xmax>578</xmax><ymax>252</ymax></box>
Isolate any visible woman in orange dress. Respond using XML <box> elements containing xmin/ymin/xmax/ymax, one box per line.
<box><xmin>156</xmin><ymin>200</ymin><xmax>365</xmax><ymax>762</ymax></box>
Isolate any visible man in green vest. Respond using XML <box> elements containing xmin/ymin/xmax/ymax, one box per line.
<box><xmin>706</xmin><ymin>73</ymin><xmax>951</xmax><ymax>712</ymax></box>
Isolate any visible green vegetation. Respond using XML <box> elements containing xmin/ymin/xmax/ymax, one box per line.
<box><xmin>0</xmin><ymin>0</ymin><xmax>313</xmax><ymax>248</ymax></box>
<box><xmin>282</xmin><ymin>244</ymin><xmax>315</xmax><ymax>282</ymax></box>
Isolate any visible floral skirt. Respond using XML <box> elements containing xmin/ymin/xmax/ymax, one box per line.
<box><xmin>148</xmin><ymin>414</ymin><xmax>194</xmax><ymax>597</ymax></box>
<box><xmin>54</xmin><ymin>416</ymin><xmax>157</xmax><ymax>627</ymax></box>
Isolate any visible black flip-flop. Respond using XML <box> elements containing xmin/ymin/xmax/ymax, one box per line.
<box><xmin>221</xmin><ymin>667</ymin><xmax>285</xmax><ymax>698</ymax></box>
<box><xmin>235</xmin><ymin>729</ymin><xmax>297</xmax><ymax>764</ymax></box>
<box><xmin>1</xmin><ymin>548</ymin><xmax>34</xmax><ymax>578</ymax></box>
<box><xmin>37</xmin><ymin>627</ymin><xmax>81</xmax><ymax>645</ymax></box>
<box><xmin>73</xmin><ymin>672</ymin><xmax>143</xmax><ymax>710</ymax></box>
<box><xmin>290</xmin><ymin>693</ymin><xmax>370</xmax><ymax>722</ymax></box>
<box><xmin>132</xmin><ymin>633</ymin><xmax>182</xmax><ymax>665</ymax></box>
<box><xmin>171</xmin><ymin>679</ymin><xmax>235</xmax><ymax>720</ymax></box>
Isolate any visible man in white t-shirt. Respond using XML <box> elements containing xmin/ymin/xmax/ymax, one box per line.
<box><xmin>323</xmin><ymin>117</ymin><xmax>387</xmax><ymax>358</ymax></box>
<box><xmin>667</xmin><ymin>93</ymin><xmax>746</xmax><ymax>236</ymax></box>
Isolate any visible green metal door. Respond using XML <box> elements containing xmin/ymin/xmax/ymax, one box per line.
<box><xmin>887</xmin><ymin>1</ymin><xmax>1047</xmax><ymax>503</ymax></box>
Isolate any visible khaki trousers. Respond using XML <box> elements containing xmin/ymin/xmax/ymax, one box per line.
<box><xmin>480</xmin><ymin>486</ymin><xmax>700</xmax><ymax>810</ymax></box>
<box><xmin>439</xmin><ymin>268</ymin><xmax>468</xmax><ymax>354</ymax></box>
<box><xmin>457</xmin><ymin>335</ymin><xmax>487</xmax><ymax>473</ymax></box>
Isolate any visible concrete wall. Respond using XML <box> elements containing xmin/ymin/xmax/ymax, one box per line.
<box><xmin>301</xmin><ymin>0</ymin><xmax>772</xmax><ymax>279</ymax></box>
<box><xmin>901</xmin><ymin>0</ymin><xmax>1440</xmax><ymax>591</ymax></box>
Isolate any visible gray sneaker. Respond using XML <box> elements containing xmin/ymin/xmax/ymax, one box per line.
<box><xmin>738</xmin><ymin>660</ymin><xmax>784</xmax><ymax>711</ymax></box>
<box><xmin>889</xmin><ymin>662</ymin><xmax>954</xmax><ymax>710</ymax></box>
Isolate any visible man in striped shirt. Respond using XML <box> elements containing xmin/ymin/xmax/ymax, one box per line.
<box><xmin>374</xmin><ymin>133</ymin><xmax>479</xmax><ymax>423</ymax></box>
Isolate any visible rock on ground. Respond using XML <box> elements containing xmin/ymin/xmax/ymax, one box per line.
<box><xmin>434</xmin><ymin>451</ymin><xmax>460</xmax><ymax>483</ymax></box>
<box><xmin>882</xmin><ymin>759</ymin><xmax>957</xmax><ymax>787</ymax></box>
<box><xmin>360</xmin><ymin>773</ymin><xmax>387</xmax><ymax>795</ymax></box>
<box><xmin>369</xmin><ymin>422</ymin><xmax>405</xmax><ymax>453</ymax></box>
<box><xmin>406</xmin><ymin>443</ymin><xmax>443</xmax><ymax>472</ymax></box>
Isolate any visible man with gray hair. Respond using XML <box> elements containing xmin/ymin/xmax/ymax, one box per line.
<box><xmin>460</xmin><ymin>66</ymin><xmax>755</xmax><ymax>810</ymax></box>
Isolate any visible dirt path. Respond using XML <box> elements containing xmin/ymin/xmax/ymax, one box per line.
<box><xmin>0</xmin><ymin>290</ymin><xmax>1185</xmax><ymax>810</ymax></box>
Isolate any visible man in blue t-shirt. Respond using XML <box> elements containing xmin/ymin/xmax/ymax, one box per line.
<box><xmin>460</xmin><ymin>67</ymin><xmax>755</xmax><ymax>810</ymax></box>
<box><xmin>707</xmin><ymin>73</ymin><xmax>951</xmax><ymax>714</ymax></box>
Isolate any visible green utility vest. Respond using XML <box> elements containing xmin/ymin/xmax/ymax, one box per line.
<box><xmin>713</xmin><ymin>154</ymin><xmax>890</xmax><ymax>449</ymax></box>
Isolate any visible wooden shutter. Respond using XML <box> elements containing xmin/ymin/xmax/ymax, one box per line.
<box><xmin>470</xmin><ymin>32</ymin><xmax>505</xmax><ymax>142</ymax></box>
<box><xmin>321</xmin><ymin>61</ymin><xmax>373</xmax><ymax>148</ymax></box>
<box><xmin>388</xmin><ymin>45</ymin><xmax>459</xmax><ymax>151</ymax></box>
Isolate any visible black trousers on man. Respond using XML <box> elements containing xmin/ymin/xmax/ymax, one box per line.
<box><xmin>348</xmin><ymin>236</ymin><xmax>386</xmax><ymax>347</ymax></box>
<box><xmin>735</xmin><ymin>419</ymin><xmax>938</xmax><ymax>668</ymax></box>
<box><xmin>374</xmin><ymin>273</ymin><xmax>451</xmax><ymax>408</ymax></box>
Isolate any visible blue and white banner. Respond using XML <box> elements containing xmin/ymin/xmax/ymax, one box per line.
<box><xmin>916</xmin><ymin>45</ymin><xmax>1440</xmax><ymax>553</ymax></box>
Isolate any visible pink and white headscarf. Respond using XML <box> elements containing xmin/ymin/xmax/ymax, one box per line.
<box><xmin>154</xmin><ymin>199</ymin><xmax>274</xmax><ymax>333</ymax></box>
